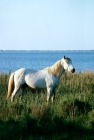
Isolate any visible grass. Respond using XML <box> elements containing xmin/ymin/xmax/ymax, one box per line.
<box><xmin>0</xmin><ymin>71</ymin><xmax>94</xmax><ymax>139</ymax></box>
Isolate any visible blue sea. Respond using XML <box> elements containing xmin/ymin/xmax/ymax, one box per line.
<box><xmin>0</xmin><ymin>50</ymin><xmax>94</xmax><ymax>73</ymax></box>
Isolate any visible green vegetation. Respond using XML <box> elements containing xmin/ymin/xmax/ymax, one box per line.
<box><xmin>0</xmin><ymin>72</ymin><xmax>94</xmax><ymax>140</ymax></box>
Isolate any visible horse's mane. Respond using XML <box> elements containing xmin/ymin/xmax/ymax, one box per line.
<box><xmin>45</xmin><ymin>60</ymin><xmax>64</xmax><ymax>77</ymax></box>
<box><xmin>64</xmin><ymin>57</ymin><xmax>71</xmax><ymax>63</ymax></box>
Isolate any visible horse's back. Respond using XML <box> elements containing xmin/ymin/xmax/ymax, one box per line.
<box><xmin>14</xmin><ymin>68</ymin><xmax>25</xmax><ymax>74</ymax></box>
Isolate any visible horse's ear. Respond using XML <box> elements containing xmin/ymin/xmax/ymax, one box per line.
<box><xmin>64</xmin><ymin>56</ymin><xmax>66</xmax><ymax>59</ymax></box>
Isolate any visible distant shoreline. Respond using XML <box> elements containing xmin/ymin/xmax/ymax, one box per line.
<box><xmin>0</xmin><ymin>50</ymin><xmax>94</xmax><ymax>52</ymax></box>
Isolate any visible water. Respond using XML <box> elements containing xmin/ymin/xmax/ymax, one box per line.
<box><xmin>0</xmin><ymin>50</ymin><xmax>94</xmax><ymax>73</ymax></box>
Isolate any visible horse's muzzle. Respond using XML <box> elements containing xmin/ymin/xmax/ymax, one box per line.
<box><xmin>71</xmin><ymin>68</ymin><xmax>75</xmax><ymax>73</ymax></box>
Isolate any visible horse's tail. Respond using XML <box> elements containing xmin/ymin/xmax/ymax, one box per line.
<box><xmin>7</xmin><ymin>73</ymin><xmax>14</xmax><ymax>99</ymax></box>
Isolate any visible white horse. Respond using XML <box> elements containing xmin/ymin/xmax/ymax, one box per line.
<box><xmin>7</xmin><ymin>56</ymin><xmax>75</xmax><ymax>102</ymax></box>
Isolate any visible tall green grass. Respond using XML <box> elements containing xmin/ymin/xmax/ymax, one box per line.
<box><xmin>0</xmin><ymin>72</ymin><xmax>94</xmax><ymax>140</ymax></box>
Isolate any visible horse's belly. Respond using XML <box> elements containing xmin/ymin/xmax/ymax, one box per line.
<box><xmin>25</xmin><ymin>77</ymin><xmax>46</xmax><ymax>89</ymax></box>
<box><xmin>32</xmin><ymin>79</ymin><xmax>46</xmax><ymax>88</ymax></box>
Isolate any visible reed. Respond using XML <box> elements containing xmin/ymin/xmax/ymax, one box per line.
<box><xmin>0</xmin><ymin>72</ymin><xmax>94</xmax><ymax>140</ymax></box>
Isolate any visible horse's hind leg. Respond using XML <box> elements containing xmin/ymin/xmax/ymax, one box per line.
<box><xmin>11</xmin><ymin>85</ymin><xmax>20</xmax><ymax>101</ymax></box>
<box><xmin>19</xmin><ymin>84</ymin><xmax>27</xmax><ymax>100</ymax></box>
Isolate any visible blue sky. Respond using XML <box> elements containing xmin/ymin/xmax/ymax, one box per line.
<box><xmin>0</xmin><ymin>0</ymin><xmax>94</xmax><ymax>50</ymax></box>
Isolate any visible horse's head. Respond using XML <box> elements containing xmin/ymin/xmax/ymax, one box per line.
<box><xmin>61</xmin><ymin>56</ymin><xmax>75</xmax><ymax>73</ymax></box>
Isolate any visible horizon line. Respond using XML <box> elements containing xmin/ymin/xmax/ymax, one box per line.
<box><xmin>0</xmin><ymin>49</ymin><xmax>94</xmax><ymax>51</ymax></box>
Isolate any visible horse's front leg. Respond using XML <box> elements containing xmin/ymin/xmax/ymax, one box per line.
<box><xmin>47</xmin><ymin>87</ymin><xmax>53</xmax><ymax>103</ymax></box>
<box><xmin>51</xmin><ymin>87</ymin><xmax>56</xmax><ymax>102</ymax></box>
<box><xmin>47</xmin><ymin>86</ymin><xmax>56</xmax><ymax>103</ymax></box>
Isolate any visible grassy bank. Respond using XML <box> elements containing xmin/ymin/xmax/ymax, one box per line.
<box><xmin>0</xmin><ymin>72</ymin><xmax>94</xmax><ymax>140</ymax></box>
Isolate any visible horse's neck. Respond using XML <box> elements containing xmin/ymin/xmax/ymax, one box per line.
<box><xmin>49</xmin><ymin>60</ymin><xmax>65</xmax><ymax>77</ymax></box>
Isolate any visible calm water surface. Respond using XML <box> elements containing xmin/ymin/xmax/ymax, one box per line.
<box><xmin>0</xmin><ymin>50</ymin><xmax>94</xmax><ymax>73</ymax></box>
